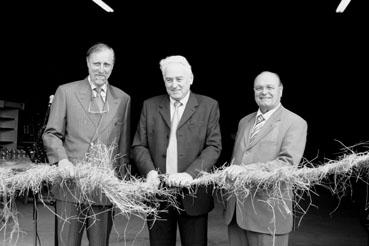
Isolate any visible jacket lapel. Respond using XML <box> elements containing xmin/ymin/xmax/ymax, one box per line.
<box><xmin>99</xmin><ymin>84</ymin><xmax>120</xmax><ymax>133</ymax></box>
<box><xmin>177</xmin><ymin>93</ymin><xmax>198</xmax><ymax>129</ymax></box>
<box><xmin>75</xmin><ymin>78</ymin><xmax>98</xmax><ymax>127</ymax></box>
<box><xmin>241</xmin><ymin>113</ymin><xmax>256</xmax><ymax>149</ymax></box>
<box><xmin>159</xmin><ymin>96</ymin><xmax>171</xmax><ymax>128</ymax></box>
<box><xmin>246</xmin><ymin>106</ymin><xmax>283</xmax><ymax>150</ymax></box>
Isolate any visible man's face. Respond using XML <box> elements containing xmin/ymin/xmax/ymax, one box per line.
<box><xmin>163</xmin><ymin>63</ymin><xmax>193</xmax><ymax>100</ymax></box>
<box><xmin>87</xmin><ymin>49</ymin><xmax>114</xmax><ymax>87</ymax></box>
<box><xmin>254</xmin><ymin>72</ymin><xmax>283</xmax><ymax>113</ymax></box>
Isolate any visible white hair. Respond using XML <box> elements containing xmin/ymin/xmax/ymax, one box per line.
<box><xmin>159</xmin><ymin>55</ymin><xmax>193</xmax><ymax>77</ymax></box>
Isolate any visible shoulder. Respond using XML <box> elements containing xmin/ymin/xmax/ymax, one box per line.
<box><xmin>239</xmin><ymin>112</ymin><xmax>255</xmax><ymax>125</ymax></box>
<box><xmin>58</xmin><ymin>80</ymin><xmax>84</xmax><ymax>90</ymax></box>
<box><xmin>192</xmin><ymin>93</ymin><xmax>218</xmax><ymax>106</ymax></box>
<box><xmin>109</xmin><ymin>84</ymin><xmax>131</xmax><ymax>100</ymax></box>
<box><xmin>54</xmin><ymin>80</ymin><xmax>86</xmax><ymax>96</ymax></box>
<box><xmin>143</xmin><ymin>95</ymin><xmax>167</xmax><ymax>105</ymax></box>
<box><xmin>281</xmin><ymin>107</ymin><xmax>307</xmax><ymax>126</ymax></box>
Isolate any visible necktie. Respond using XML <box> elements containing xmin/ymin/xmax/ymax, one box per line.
<box><xmin>166</xmin><ymin>101</ymin><xmax>182</xmax><ymax>174</ymax></box>
<box><xmin>94</xmin><ymin>87</ymin><xmax>104</xmax><ymax>112</ymax></box>
<box><xmin>249</xmin><ymin>114</ymin><xmax>265</xmax><ymax>144</ymax></box>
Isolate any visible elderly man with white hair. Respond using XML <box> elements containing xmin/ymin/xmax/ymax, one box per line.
<box><xmin>132</xmin><ymin>55</ymin><xmax>222</xmax><ymax>246</ymax></box>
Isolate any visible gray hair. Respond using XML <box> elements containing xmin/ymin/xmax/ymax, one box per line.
<box><xmin>86</xmin><ymin>43</ymin><xmax>115</xmax><ymax>63</ymax></box>
<box><xmin>159</xmin><ymin>55</ymin><xmax>193</xmax><ymax>77</ymax></box>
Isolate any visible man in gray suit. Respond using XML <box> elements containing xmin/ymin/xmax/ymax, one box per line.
<box><xmin>224</xmin><ymin>71</ymin><xmax>307</xmax><ymax>246</ymax></box>
<box><xmin>132</xmin><ymin>55</ymin><xmax>222</xmax><ymax>246</ymax></box>
<box><xmin>43</xmin><ymin>43</ymin><xmax>130</xmax><ymax>246</ymax></box>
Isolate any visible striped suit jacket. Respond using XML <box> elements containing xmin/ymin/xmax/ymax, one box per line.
<box><xmin>43</xmin><ymin>78</ymin><xmax>131</xmax><ymax>205</ymax></box>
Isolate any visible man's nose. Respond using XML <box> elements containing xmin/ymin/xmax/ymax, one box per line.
<box><xmin>171</xmin><ymin>81</ymin><xmax>179</xmax><ymax>88</ymax></box>
<box><xmin>98</xmin><ymin>65</ymin><xmax>105</xmax><ymax>73</ymax></box>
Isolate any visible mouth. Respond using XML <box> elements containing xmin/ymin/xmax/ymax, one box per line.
<box><xmin>95</xmin><ymin>75</ymin><xmax>105</xmax><ymax>79</ymax></box>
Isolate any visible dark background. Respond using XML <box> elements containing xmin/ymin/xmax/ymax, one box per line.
<box><xmin>1</xmin><ymin>0</ymin><xmax>368</xmax><ymax>230</ymax></box>
<box><xmin>1</xmin><ymin>0</ymin><xmax>367</xmax><ymax>163</ymax></box>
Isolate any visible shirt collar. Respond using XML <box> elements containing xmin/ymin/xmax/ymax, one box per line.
<box><xmin>88</xmin><ymin>76</ymin><xmax>108</xmax><ymax>94</ymax></box>
<box><xmin>169</xmin><ymin>91</ymin><xmax>191</xmax><ymax>108</ymax></box>
<box><xmin>256</xmin><ymin>103</ymin><xmax>281</xmax><ymax>122</ymax></box>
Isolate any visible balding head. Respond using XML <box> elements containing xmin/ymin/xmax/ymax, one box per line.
<box><xmin>254</xmin><ymin>71</ymin><xmax>282</xmax><ymax>87</ymax></box>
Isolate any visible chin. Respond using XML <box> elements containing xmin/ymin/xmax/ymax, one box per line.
<box><xmin>95</xmin><ymin>80</ymin><xmax>106</xmax><ymax>85</ymax></box>
<box><xmin>170</xmin><ymin>94</ymin><xmax>182</xmax><ymax>100</ymax></box>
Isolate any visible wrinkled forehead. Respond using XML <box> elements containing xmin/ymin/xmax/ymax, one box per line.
<box><xmin>254</xmin><ymin>72</ymin><xmax>281</xmax><ymax>87</ymax></box>
<box><xmin>88</xmin><ymin>48</ymin><xmax>115</xmax><ymax>63</ymax></box>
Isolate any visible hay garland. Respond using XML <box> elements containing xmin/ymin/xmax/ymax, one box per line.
<box><xmin>185</xmin><ymin>151</ymin><xmax>369</xmax><ymax>194</ymax></box>
<box><xmin>1</xmin><ymin>145</ymin><xmax>368</xmax><ymax>244</ymax></box>
<box><xmin>0</xmin><ymin>143</ymin><xmax>176</xmax><ymax>243</ymax></box>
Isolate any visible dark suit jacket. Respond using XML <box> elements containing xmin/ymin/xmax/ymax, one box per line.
<box><xmin>224</xmin><ymin>106</ymin><xmax>307</xmax><ymax>234</ymax></box>
<box><xmin>132</xmin><ymin>92</ymin><xmax>222</xmax><ymax>216</ymax></box>
<box><xmin>43</xmin><ymin>78</ymin><xmax>131</xmax><ymax>205</ymax></box>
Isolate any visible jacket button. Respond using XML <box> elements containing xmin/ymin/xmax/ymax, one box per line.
<box><xmin>162</xmin><ymin>153</ymin><xmax>166</xmax><ymax>158</ymax></box>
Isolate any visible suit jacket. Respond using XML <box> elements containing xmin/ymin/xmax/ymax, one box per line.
<box><xmin>224</xmin><ymin>105</ymin><xmax>307</xmax><ymax>234</ymax></box>
<box><xmin>132</xmin><ymin>92</ymin><xmax>222</xmax><ymax>216</ymax></box>
<box><xmin>43</xmin><ymin>78</ymin><xmax>131</xmax><ymax>205</ymax></box>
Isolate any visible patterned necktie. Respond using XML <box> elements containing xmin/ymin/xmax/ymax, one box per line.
<box><xmin>166</xmin><ymin>101</ymin><xmax>182</xmax><ymax>174</ymax></box>
<box><xmin>94</xmin><ymin>87</ymin><xmax>104</xmax><ymax>112</ymax></box>
<box><xmin>249</xmin><ymin>114</ymin><xmax>265</xmax><ymax>144</ymax></box>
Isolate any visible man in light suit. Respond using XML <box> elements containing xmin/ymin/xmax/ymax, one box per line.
<box><xmin>224</xmin><ymin>71</ymin><xmax>307</xmax><ymax>246</ymax></box>
<box><xmin>43</xmin><ymin>43</ymin><xmax>130</xmax><ymax>246</ymax></box>
<box><xmin>132</xmin><ymin>55</ymin><xmax>222</xmax><ymax>246</ymax></box>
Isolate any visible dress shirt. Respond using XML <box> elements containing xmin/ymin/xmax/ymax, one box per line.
<box><xmin>88</xmin><ymin>76</ymin><xmax>107</xmax><ymax>102</ymax></box>
<box><xmin>169</xmin><ymin>91</ymin><xmax>190</xmax><ymax>120</ymax></box>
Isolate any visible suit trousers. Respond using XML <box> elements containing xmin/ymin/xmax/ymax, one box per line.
<box><xmin>228</xmin><ymin>213</ymin><xmax>289</xmax><ymax>246</ymax></box>
<box><xmin>147</xmin><ymin>199</ymin><xmax>208</xmax><ymax>246</ymax></box>
<box><xmin>55</xmin><ymin>200</ymin><xmax>113</xmax><ymax>246</ymax></box>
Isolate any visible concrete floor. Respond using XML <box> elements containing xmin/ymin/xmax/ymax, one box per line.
<box><xmin>1</xmin><ymin>189</ymin><xmax>368</xmax><ymax>246</ymax></box>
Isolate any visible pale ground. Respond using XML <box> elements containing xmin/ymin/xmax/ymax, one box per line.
<box><xmin>1</xmin><ymin>192</ymin><xmax>367</xmax><ymax>246</ymax></box>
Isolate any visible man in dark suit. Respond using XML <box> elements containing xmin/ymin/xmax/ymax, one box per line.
<box><xmin>132</xmin><ymin>55</ymin><xmax>222</xmax><ymax>246</ymax></box>
<box><xmin>43</xmin><ymin>43</ymin><xmax>131</xmax><ymax>246</ymax></box>
<box><xmin>224</xmin><ymin>71</ymin><xmax>307</xmax><ymax>246</ymax></box>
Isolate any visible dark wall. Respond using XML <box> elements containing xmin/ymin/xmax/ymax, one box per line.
<box><xmin>1</xmin><ymin>1</ymin><xmax>368</xmax><ymax>165</ymax></box>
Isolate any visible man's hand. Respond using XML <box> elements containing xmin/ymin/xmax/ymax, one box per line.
<box><xmin>58</xmin><ymin>159</ymin><xmax>75</xmax><ymax>177</ymax></box>
<box><xmin>146</xmin><ymin>170</ymin><xmax>160</xmax><ymax>188</ymax></box>
<box><xmin>167</xmin><ymin>172</ymin><xmax>193</xmax><ymax>187</ymax></box>
<box><xmin>224</xmin><ymin>165</ymin><xmax>245</xmax><ymax>180</ymax></box>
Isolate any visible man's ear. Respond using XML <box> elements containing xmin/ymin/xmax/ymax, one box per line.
<box><xmin>189</xmin><ymin>74</ymin><xmax>194</xmax><ymax>85</ymax></box>
<box><xmin>280</xmin><ymin>86</ymin><xmax>283</xmax><ymax>98</ymax></box>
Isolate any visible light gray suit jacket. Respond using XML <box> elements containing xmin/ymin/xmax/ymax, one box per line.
<box><xmin>43</xmin><ymin>78</ymin><xmax>131</xmax><ymax>205</ymax></box>
<box><xmin>224</xmin><ymin>105</ymin><xmax>307</xmax><ymax>234</ymax></box>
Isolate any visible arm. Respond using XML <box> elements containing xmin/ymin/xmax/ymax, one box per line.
<box><xmin>274</xmin><ymin>118</ymin><xmax>308</xmax><ymax>167</ymax></box>
<box><xmin>42</xmin><ymin>86</ymin><xmax>68</xmax><ymax>164</ymax></box>
<box><xmin>131</xmin><ymin>101</ymin><xmax>156</xmax><ymax>177</ymax></box>
<box><xmin>117</xmin><ymin>96</ymin><xmax>131</xmax><ymax>178</ymax></box>
<box><xmin>185</xmin><ymin>101</ymin><xmax>222</xmax><ymax>178</ymax></box>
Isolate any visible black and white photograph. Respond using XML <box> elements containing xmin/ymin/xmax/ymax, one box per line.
<box><xmin>0</xmin><ymin>1</ymin><xmax>368</xmax><ymax>245</ymax></box>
